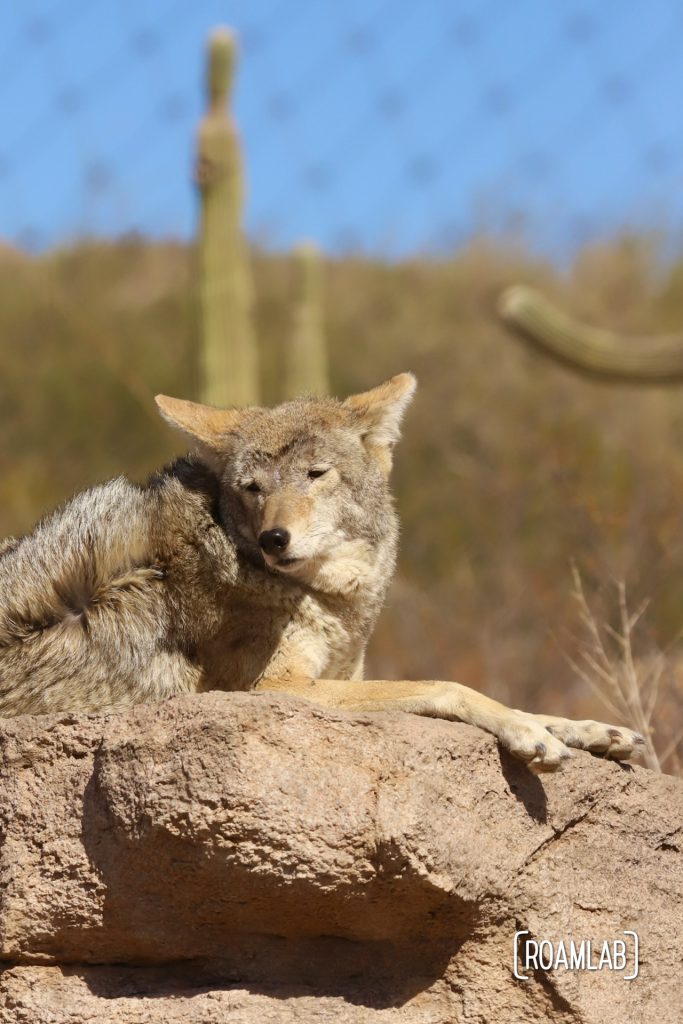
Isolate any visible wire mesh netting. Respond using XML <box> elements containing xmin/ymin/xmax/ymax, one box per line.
<box><xmin>2</xmin><ymin>0</ymin><xmax>683</xmax><ymax>257</ymax></box>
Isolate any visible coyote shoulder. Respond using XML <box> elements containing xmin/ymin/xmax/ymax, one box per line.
<box><xmin>0</xmin><ymin>373</ymin><xmax>643</xmax><ymax>772</ymax></box>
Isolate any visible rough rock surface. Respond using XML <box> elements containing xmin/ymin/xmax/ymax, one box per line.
<box><xmin>0</xmin><ymin>691</ymin><xmax>681</xmax><ymax>1022</ymax></box>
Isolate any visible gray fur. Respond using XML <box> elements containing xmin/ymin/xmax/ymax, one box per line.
<box><xmin>0</xmin><ymin>377</ymin><xmax>414</xmax><ymax>716</ymax></box>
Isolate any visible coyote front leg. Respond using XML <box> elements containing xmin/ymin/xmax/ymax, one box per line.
<box><xmin>256</xmin><ymin>677</ymin><xmax>644</xmax><ymax>773</ymax></box>
<box><xmin>521</xmin><ymin>712</ymin><xmax>644</xmax><ymax>761</ymax></box>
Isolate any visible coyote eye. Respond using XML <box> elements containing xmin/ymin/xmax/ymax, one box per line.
<box><xmin>245</xmin><ymin>481</ymin><xmax>261</xmax><ymax>493</ymax></box>
<box><xmin>308</xmin><ymin>468</ymin><xmax>328</xmax><ymax>480</ymax></box>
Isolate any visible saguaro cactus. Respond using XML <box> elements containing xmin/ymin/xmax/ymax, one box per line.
<box><xmin>284</xmin><ymin>242</ymin><xmax>329</xmax><ymax>398</ymax></box>
<box><xmin>196</xmin><ymin>28</ymin><xmax>259</xmax><ymax>407</ymax></box>
<box><xmin>498</xmin><ymin>285</ymin><xmax>683</xmax><ymax>383</ymax></box>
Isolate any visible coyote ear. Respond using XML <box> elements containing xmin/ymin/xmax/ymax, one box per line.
<box><xmin>343</xmin><ymin>373</ymin><xmax>417</xmax><ymax>448</ymax></box>
<box><xmin>155</xmin><ymin>395</ymin><xmax>242</xmax><ymax>449</ymax></box>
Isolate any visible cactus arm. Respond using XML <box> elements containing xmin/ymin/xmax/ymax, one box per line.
<box><xmin>196</xmin><ymin>28</ymin><xmax>259</xmax><ymax>408</ymax></box>
<box><xmin>498</xmin><ymin>285</ymin><xmax>683</xmax><ymax>383</ymax></box>
<box><xmin>284</xmin><ymin>241</ymin><xmax>329</xmax><ymax>398</ymax></box>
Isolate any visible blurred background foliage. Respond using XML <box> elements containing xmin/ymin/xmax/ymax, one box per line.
<box><xmin>2</xmin><ymin>236</ymin><xmax>683</xmax><ymax>769</ymax></box>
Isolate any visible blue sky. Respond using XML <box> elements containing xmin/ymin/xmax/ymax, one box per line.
<box><xmin>1</xmin><ymin>0</ymin><xmax>683</xmax><ymax>260</ymax></box>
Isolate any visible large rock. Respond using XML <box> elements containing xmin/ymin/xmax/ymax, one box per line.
<box><xmin>0</xmin><ymin>692</ymin><xmax>680</xmax><ymax>1022</ymax></box>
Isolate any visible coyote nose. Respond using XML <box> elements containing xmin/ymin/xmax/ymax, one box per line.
<box><xmin>259</xmin><ymin>528</ymin><xmax>290</xmax><ymax>556</ymax></box>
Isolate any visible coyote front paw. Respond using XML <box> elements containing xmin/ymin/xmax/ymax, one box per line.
<box><xmin>498</xmin><ymin>717</ymin><xmax>572</xmax><ymax>774</ymax></box>
<box><xmin>540</xmin><ymin>718</ymin><xmax>645</xmax><ymax>761</ymax></box>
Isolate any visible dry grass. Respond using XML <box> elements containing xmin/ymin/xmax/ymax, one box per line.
<box><xmin>567</xmin><ymin>564</ymin><xmax>683</xmax><ymax>772</ymax></box>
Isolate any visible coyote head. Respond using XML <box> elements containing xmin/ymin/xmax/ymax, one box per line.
<box><xmin>155</xmin><ymin>374</ymin><xmax>416</xmax><ymax>584</ymax></box>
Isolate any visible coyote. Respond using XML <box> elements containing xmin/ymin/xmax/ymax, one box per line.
<box><xmin>0</xmin><ymin>373</ymin><xmax>643</xmax><ymax>772</ymax></box>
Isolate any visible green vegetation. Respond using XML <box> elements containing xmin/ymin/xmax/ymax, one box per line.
<box><xmin>499</xmin><ymin>283</ymin><xmax>683</xmax><ymax>381</ymax></box>
<box><xmin>1</xmin><ymin>234</ymin><xmax>682</xmax><ymax>769</ymax></box>
<box><xmin>285</xmin><ymin>242</ymin><xmax>329</xmax><ymax>398</ymax></box>
<box><xmin>196</xmin><ymin>29</ymin><xmax>259</xmax><ymax>407</ymax></box>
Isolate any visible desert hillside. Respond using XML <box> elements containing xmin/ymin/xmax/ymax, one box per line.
<box><xmin>2</xmin><ymin>237</ymin><xmax>683</xmax><ymax>768</ymax></box>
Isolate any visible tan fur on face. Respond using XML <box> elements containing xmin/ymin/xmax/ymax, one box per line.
<box><xmin>158</xmin><ymin>373</ymin><xmax>417</xmax><ymax>475</ymax></box>
<box><xmin>261</xmin><ymin>490</ymin><xmax>312</xmax><ymax>537</ymax></box>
